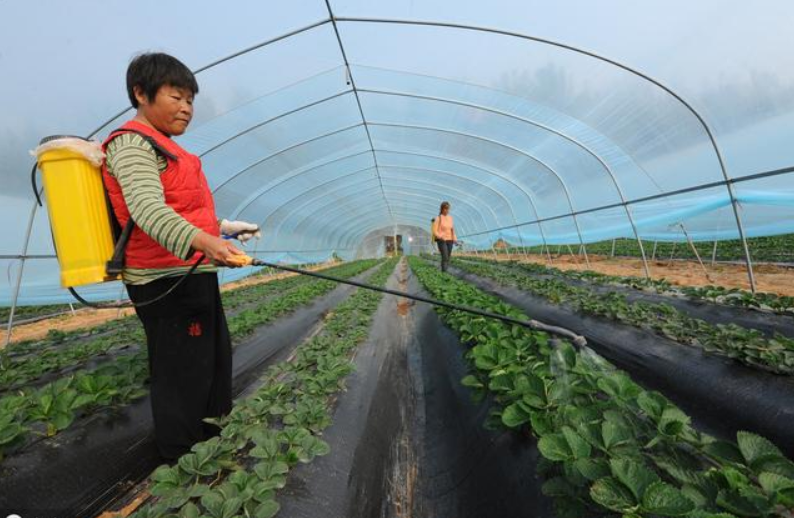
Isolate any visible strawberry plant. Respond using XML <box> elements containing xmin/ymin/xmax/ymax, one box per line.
<box><xmin>452</xmin><ymin>258</ymin><xmax>794</xmax><ymax>375</ymax></box>
<box><xmin>410</xmin><ymin>257</ymin><xmax>794</xmax><ymax>518</ymax></box>
<box><xmin>461</xmin><ymin>255</ymin><xmax>794</xmax><ymax>315</ymax></box>
<box><xmin>0</xmin><ymin>259</ymin><xmax>383</xmax><ymax>463</ymax></box>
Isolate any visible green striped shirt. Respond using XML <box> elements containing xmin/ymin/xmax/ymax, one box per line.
<box><xmin>105</xmin><ymin>133</ymin><xmax>217</xmax><ymax>285</ymax></box>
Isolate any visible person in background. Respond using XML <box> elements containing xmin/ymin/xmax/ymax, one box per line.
<box><xmin>432</xmin><ymin>201</ymin><xmax>458</xmax><ymax>272</ymax></box>
<box><xmin>102</xmin><ymin>52</ymin><xmax>261</xmax><ymax>460</ymax></box>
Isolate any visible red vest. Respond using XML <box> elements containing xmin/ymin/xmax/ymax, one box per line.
<box><xmin>102</xmin><ymin>120</ymin><xmax>219</xmax><ymax>269</ymax></box>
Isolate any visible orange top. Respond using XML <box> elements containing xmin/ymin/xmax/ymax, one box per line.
<box><xmin>434</xmin><ymin>214</ymin><xmax>456</xmax><ymax>241</ymax></box>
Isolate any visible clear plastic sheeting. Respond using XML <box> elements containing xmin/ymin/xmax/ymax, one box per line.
<box><xmin>1</xmin><ymin>0</ymin><xmax>793</xmax><ymax>306</ymax></box>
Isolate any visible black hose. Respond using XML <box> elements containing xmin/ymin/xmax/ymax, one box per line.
<box><xmin>67</xmin><ymin>254</ymin><xmax>206</xmax><ymax>309</ymax></box>
<box><xmin>249</xmin><ymin>258</ymin><xmax>588</xmax><ymax>346</ymax></box>
<box><xmin>31</xmin><ymin>163</ymin><xmax>43</xmax><ymax>207</ymax></box>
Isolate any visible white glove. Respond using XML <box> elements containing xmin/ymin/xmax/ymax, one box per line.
<box><xmin>220</xmin><ymin>219</ymin><xmax>262</xmax><ymax>246</ymax></box>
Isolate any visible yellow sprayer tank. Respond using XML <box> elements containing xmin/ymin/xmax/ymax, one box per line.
<box><xmin>36</xmin><ymin>136</ymin><xmax>119</xmax><ymax>288</ymax></box>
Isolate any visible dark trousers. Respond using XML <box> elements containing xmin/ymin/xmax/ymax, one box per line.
<box><xmin>127</xmin><ymin>273</ymin><xmax>232</xmax><ymax>460</ymax></box>
<box><xmin>437</xmin><ymin>240</ymin><xmax>454</xmax><ymax>272</ymax></box>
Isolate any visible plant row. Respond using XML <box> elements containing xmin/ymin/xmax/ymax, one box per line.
<box><xmin>409</xmin><ymin>257</ymin><xmax>794</xmax><ymax>518</ymax></box>
<box><xmin>500</xmin><ymin>234</ymin><xmax>794</xmax><ymax>264</ymax></box>
<box><xmin>462</xmin><ymin>255</ymin><xmax>794</xmax><ymax>316</ymax></box>
<box><xmin>452</xmin><ymin>259</ymin><xmax>794</xmax><ymax>375</ymax></box>
<box><xmin>0</xmin><ymin>302</ymin><xmax>86</xmax><ymax>323</ymax></box>
<box><xmin>127</xmin><ymin>258</ymin><xmax>398</xmax><ymax>518</ymax></box>
<box><xmin>0</xmin><ymin>261</ymin><xmax>370</xmax><ymax>393</ymax></box>
<box><xmin>0</xmin><ymin>259</ymin><xmax>381</xmax><ymax>462</ymax></box>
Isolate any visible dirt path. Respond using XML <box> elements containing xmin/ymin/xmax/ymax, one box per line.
<box><xmin>462</xmin><ymin>253</ymin><xmax>794</xmax><ymax>297</ymax></box>
<box><xmin>0</xmin><ymin>262</ymin><xmax>338</xmax><ymax>347</ymax></box>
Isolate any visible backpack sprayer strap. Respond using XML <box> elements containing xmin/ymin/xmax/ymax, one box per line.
<box><xmin>105</xmin><ymin>218</ymin><xmax>135</xmax><ymax>276</ymax></box>
<box><xmin>103</xmin><ymin>128</ymin><xmax>178</xmax><ymax>277</ymax></box>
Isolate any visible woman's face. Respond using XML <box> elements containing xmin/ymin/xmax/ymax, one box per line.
<box><xmin>134</xmin><ymin>84</ymin><xmax>194</xmax><ymax>136</ymax></box>
<box><xmin>442</xmin><ymin>205</ymin><xmax>450</xmax><ymax>215</ymax></box>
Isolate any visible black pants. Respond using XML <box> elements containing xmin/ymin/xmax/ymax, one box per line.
<box><xmin>127</xmin><ymin>273</ymin><xmax>232</xmax><ymax>460</ymax></box>
<box><xmin>437</xmin><ymin>240</ymin><xmax>454</xmax><ymax>272</ymax></box>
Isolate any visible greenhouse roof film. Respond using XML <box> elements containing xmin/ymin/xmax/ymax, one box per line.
<box><xmin>1</xmin><ymin>0</ymin><xmax>793</xmax><ymax>306</ymax></box>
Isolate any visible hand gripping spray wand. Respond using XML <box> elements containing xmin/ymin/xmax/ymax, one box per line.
<box><xmin>32</xmin><ymin>136</ymin><xmax>587</xmax><ymax>346</ymax></box>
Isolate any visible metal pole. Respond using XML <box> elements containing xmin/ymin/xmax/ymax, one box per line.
<box><xmin>652</xmin><ymin>240</ymin><xmax>658</xmax><ymax>261</ymax></box>
<box><xmin>566</xmin><ymin>244</ymin><xmax>579</xmax><ymax>266</ymax></box>
<box><xmin>4</xmin><ymin>200</ymin><xmax>39</xmax><ymax>349</ymax></box>
<box><xmin>668</xmin><ymin>242</ymin><xmax>677</xmax><ymax>266</ymax></box>
<box><xmin>610</xmin><ymin>239</ymin><xmax>616</xmax><ymax>258</ymax></box>
<box><xmin>711</xmin><ymin>240</ymin><xmax>718</xmax><ymax>267</ymax></box>
<box><xmin>515</xmin><ymin>226</ymin><xmax>530</xmax><ymax>262</ymax></box>
<box><xmin>680</xmin><ymin>224</ymin><xmax>713</xmax><ymax>283</ymax></box>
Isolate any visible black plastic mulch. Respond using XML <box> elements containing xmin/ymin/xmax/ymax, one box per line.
<box><xmin>278</xmin><ymin>261</ymin><xmax>555</xmax><ymax>518</ymax></box>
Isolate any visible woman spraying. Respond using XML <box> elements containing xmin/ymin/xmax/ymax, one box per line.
<box><xmin>103</xmin><ymin>53</ymin><xmax>260</xmax><ymax>460</ymax></box>
<box><xmin>432</xmin><ymin>201</ymin><xmax>458</xmax><ymax>272</ymax></box>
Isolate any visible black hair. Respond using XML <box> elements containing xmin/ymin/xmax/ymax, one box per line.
<box><xmin>126</xmin><ymin>53</ymin><xmax>199</xmax><ymax>108</ymax></box>
<box><xmin>439</xmin><ymin>201</ymin><xmax>450</xmax><ymax>215</ymax></box>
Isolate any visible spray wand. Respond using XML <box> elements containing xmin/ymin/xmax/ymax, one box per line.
<box><xmin>225</xmin><ymin>254</ymin><xmax>588</xmax><ymax>347</ymax></box>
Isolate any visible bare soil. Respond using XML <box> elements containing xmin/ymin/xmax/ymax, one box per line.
<box><xmin>464</xmin><ymin>253</ymin><xmax>794</xmax><ymax>297</ymax></box>
<box><xmin>0</xmin><ymin>261</ymin><xmax>338</xmax><ymax>347</ymax></box>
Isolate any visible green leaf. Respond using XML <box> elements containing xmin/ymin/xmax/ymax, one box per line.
<box><xmin>0</xmin><ymin>422</ymin><xmax>26</xmax><ymax>445</ymax></box>
<box><xmin>460</xmin><ymin>375</ymin><xmax>483</xmax><ymax>389</ymax></box>
<box><xmin>529</xmin><ymin>412</ymin><xmax>554</xmax><ymax>436</ymax></box>
<box><xmin>758</xmin><ymin>471</ymin><xmax>794</xmax><ymax>492</ymax></box>
<box><xmin>220</xmin><ymin>497</ymin><xmax>243</xmax><ymax>518</ymax></box>
<box><xmin>641</xmin><ymin>481</ymin><xmax>694</xmax><ymax>516</ymax></box>
<box><xmin>488</xmin><ymin>374</ymin><xmax>513</xmax><ymax>392</ymax></box>
<box><xmin>686</xmin><ymin>512</ymin><xmax>739</xmax><ymax>518</ymax></box>
<box><xmin>562</xmin><ymin>426</ymin><xmax>591</xmax><ymax>460</ymax></box>
<box><xmin>254</xmin><ymin>500</ymin><xmax>280</xmax><ymax>518</ymax></box>
<box><xmin>254</xmin><ymin>460</ymin><xmax>290</xmax><ymax>486</ymax></box>
<box><xmin>702</xmin><ymin>440</ymin><xmax>745</xmax><ymax>464</ymax></box>
<box><xmin>758</xmin><ymin>472</ymin><xmax>794</xmax><ymax>505</ymax></box>
<box><xmin>681</xmin><ymin>483</ymin><xmax>709</xmax><ymax>507</ymax></box>
<box><xmin>304</xmin><ymin>436</ymin><xmax>330</xmax><ymax>457</ymax></box>
<box><xmin>736</xmin><ymin>431</ymin><xmax>783</xmax><ymax>466</ymax></box>
<box><xmin>716</xmin><ymin>488</ymin><xmax>769</xmax><ymax>517</ymax></box>
<box><xmin>637</xmin><ymin>391</ymin><xmax>665</xmax><ymax>419</ymax></box>
<box><xmin>179</xmin><ymin>502</ymin><xmax>200</xmax><ymax>518</ymax></box>
<box><xmin>72</xmin><ymin>394</ymin><xmax>97</xmax><ymax>408</ymax></box>
<box><xmin>602</xmin><ymin>420</ymin><xmax>632</xmax><ymax>450</ymax></box>
<box><xmin>51</xmin><ymin>411</ymin><xmax>75</xmax><ymax>431</ymax></box>
<box><xmin>151</xmin><ymin>465</ymin><xmax>181</xmax><ymax>485</ymax></box>
<box><xmin>538</xmin><ymin>434</ymin><xmax>572</xmax><ymax>462</ymax></box>
<box><xmin>160</xmin><ymin>487</ymin><xmax>190</xmax><ymax>510</ymax></box>
<box><xmin>610</xmin><ymin>458</ymin><xmax>659</xmax><ymax>501</ymax></box>
<box><xmin>752</xmin><ymin>456</ymin><xmax>794</xmax><ymax>479</ymax></box>
<box><xmin>574</xmin><ymin>458</ymin><xmax>611</xmax><ymax>481</ymax></box>
<box><xmin>501</xmin><ymin>402</ymin><xmax>531</xmax><ymax>428</ymax></box>
<box><xmin>589</xmin><ymin>477</ymin><xmax>636</xmax><ymax>513</ymax></box>
<box><xmin>658</xmin><ymin>406</ymin><xmax>690</xmax><ymax>437</ymax></box>
<box><xmin>200</xmin><ymin>490</ymin><xmax>225</xmax><ymax>518</ymax></box>
<box><xmin>188</xmin><ymin>484</ymin><xmax>210</xmax><ymax>498</ymax></box>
